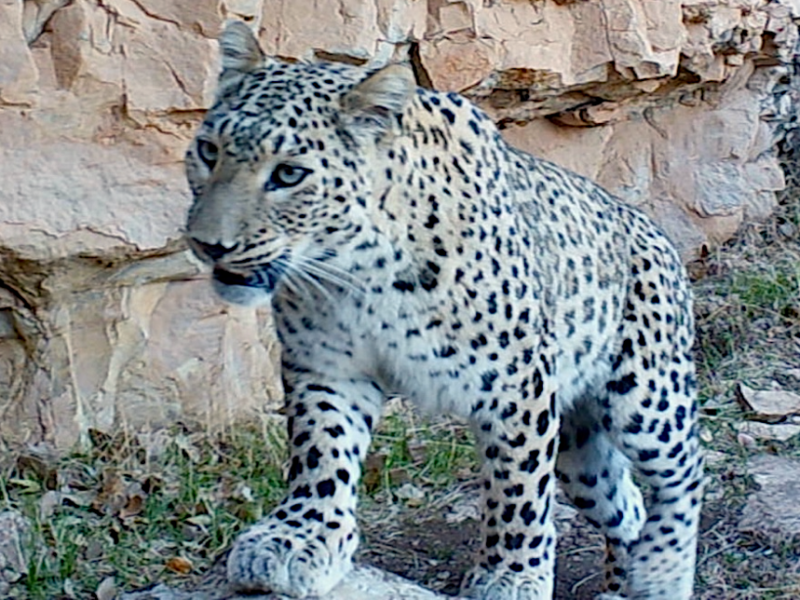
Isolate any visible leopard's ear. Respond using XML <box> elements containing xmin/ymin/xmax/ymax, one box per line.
<box><xmin>340</xmin><ymin>64</ymin><xmax>416</xmax><ymax>138</ymax></box>
<box><xmin>219</xmin><ymin>20</ymin><xmax>267</xmax><ymax>76</ymax></box>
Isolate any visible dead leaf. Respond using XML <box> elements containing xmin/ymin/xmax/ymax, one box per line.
<box><xmin>165</xmin><ymin>556</ymin><xmax>193</xmax><ymax>575</ymax></box>
<box><xmin>39</xmin><ymin>490</ymin><xmax>62</xmax><ymax>520</ymax></box>
<box><xmin>136</xmin><ymin>430</ymin><xmax>171</xmax><ymax>461</ymax></box>
<box><xmin>85</xmin><ymin>539</ymin><xmax>105</xmax><ymax>561</ymax></box>
<box><xmin>407</xmin><ymin>442</ymin><xmax>427</xmax><ymax>464</ymax></box>
<box><xmin>16</xmin><ymin>453</ymin><xmax>57</xmax><ymax>490</ymax></box>
<box><xmin>62</xmin><ymin>578</ymin><xmax>78</xmax><ymax>598</ymax></box>
<box><xmin>445</xmin><ymin>496</ymin><xmax>481</xmax><ymax>524</ymax></box>
<box><xmin>173</xmin><ymin>434</ymin><xmax>201</xmax><ymax>463</ymax></box>
<box><xmin>455</xmin><ymin>467</ymin><xmax>474</xmax><ymax>480</ymax></box>
<box><xmin>93</xmin><ymin>471</ymin><xmax>148</xmax><ymax>521</ymax></box>
<box><xmin>704</xmin><ymin>450</ymin><xmax>729</xmax><ymax>467</ymax></box>
<box><xmin>686</xmin><ymin>246</ymin><xmax>709</xmax><ymax>281</ymax></box>
<box><xmin>388</xmin><ymin>467</ymin><xmax>410</xmax><ymax>486</ymax></box>
<box><xmin>232</xmin><ymin>482</ymin><xmax>254</xmax><ymax>502</ymax></box>
<box><xmin>362</xmin><ymin>453</ymin><xmax>388</xmax><ymax>493</ymax></box>
<box><xmin>94</xmin><ymin>469</ymin><xmax>127</xmax><ymax>515</ymax></box>
<box><xmin>95</xmin><ymin>576</ymin><xmax>116</xmax><ymax>600</ymax></box>
<box><xmin>0</xmin><ymin>511</ymin><xmax>32</xmax><ymax>584</ymax></box>
<box><xmin>60</xmin><ymin>490</ymin><xmax>94</xmax><ymax>508</ymax></box>
<box><xmin>186</xmin><ymin>515</ymin><xmax>212</xmax><ymax>528</ymax></box>
<box><xmin>119</xmin><ymin>493</ymin><xmax>145</xmax><ymax>520</ymax></box>
<box><xmin>735</xmin><ymin>383</ymin><xmax>800</xmax><ymax>423</ymax></box>
<box><xmin>394</xmin><ymin>483</ymin><xmax>425</xmax><ymax>507</ymax></box>
<box><xmin>8</xmin><ymin>478</ymin><xmax>41</xmax><ymax>493</ymax></box>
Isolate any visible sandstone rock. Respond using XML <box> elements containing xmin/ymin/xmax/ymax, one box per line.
<box><xmin>1</xmin><ymin>0</ymin><xmax>800</xmax><ymax>446</ymax></box>
<box><xmin>22</xmin><ymin>0</ymin><xmax>71</xmax><ymax>44</ymax></box>
<box><xmin>500</xmin><ymin>81</ymin><xmax>786</xmax><ymax>256</ymax></box>
<box><xmin>0</xmin><ymin>0</ymin><xmax>39</xmax><ymax>105</ymax></box>
<box><xmin>0</xmin><ymin>253</ymin><xmax>283</xmax><ymax>448</ymax></box>
<box><xmin>120</xmin><ymin>561</ymin><xmax>451</xmax><ymax>600</ymax></box>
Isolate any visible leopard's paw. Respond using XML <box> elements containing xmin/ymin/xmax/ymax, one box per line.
<box><xmin>461</xmin><ymin>566</ymin><xmax>553</xmax><ymax>600</ymax></box>
<box><xmin>227</xmin><ymin>507</ymin><xmax>357</xmax><ymax>598</ymax></box>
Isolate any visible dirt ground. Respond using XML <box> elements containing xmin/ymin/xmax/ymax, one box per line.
<box><xmin>359</xmin><ymin>487</ymin><xmax>607</xmax><ymax>599</ymax></box>
<box><xmin>357</xmin><ymin>470</ymin><xmax>800</xmax><ymax>600</ymax></box>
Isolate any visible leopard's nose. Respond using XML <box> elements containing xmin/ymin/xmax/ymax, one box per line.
<box><xmin>188</xmin><ymin>237</ymin><xmax>239</xmax><ymax>262</ymax></box>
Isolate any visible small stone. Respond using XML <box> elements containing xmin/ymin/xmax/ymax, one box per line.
<box><xmin>779</xmin><ymin>222</ymin><xmax>797</xmax><ymax>238</ymax></box>
<box><xmin>740</xmin><ymin>455</ymin><xmax>800</xmax><ymax>543</ymax></box>
<box><xmin>737</xmin><ymin>432</ymin><xmax>757</xmax><ymax>448</ymax></box>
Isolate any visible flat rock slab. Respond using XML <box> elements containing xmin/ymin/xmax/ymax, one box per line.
<box><xmin>120</xmin><ymin>559</ymin><xmax>455</xmax><ymax>600</ymax></box>
<box><xmin>735</xmin><ymin>384</ymin><xmax>800</xmax><ymax>422</ymax></box>
<box><xmin>739</xmin><ymin>454</ymin><xmax>800</xmax><ymax>542</ymax></box>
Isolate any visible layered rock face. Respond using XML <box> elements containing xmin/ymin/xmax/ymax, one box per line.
<box><xmin>1</xmin><ymin>0</ymin><xmax>798</xmax><ymax>447</ymax></box>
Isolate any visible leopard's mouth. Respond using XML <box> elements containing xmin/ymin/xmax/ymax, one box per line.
<box><xmin>210</xmin><ymin>263</ymin><xmax>286</xmax><ymax>306</ymax></box>
<box><xmin>213</xmin><ymin>265</ymin><xmax>283</xmax><ymax>291</ymax></box>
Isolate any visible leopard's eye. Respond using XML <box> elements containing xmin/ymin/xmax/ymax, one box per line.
<box><xmin>197</xmin><ymin>139</ymin><xmax>219</xmax><ymax>170</ymax></box>
<box><xmin>267</xmin><ymin>164</ymin><xmax>311</xmax><ymax>190</ymax></box>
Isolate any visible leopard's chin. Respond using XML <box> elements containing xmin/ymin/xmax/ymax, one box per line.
<box><xmin>211</xmin><ymin>278</ymin><xmax>272</xmax><ymax>306</ymax></box>
<box><xmin>211</xmin><ymin>267</ymin><xmax>276</xmax><ymax>306</ymax></box>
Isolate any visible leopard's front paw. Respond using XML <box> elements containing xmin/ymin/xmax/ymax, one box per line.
<box><xmin>461</xmin><ymin>565</ymin><xmax>554</xmax><ymax>600</ymax></box>
<box><xmin>227</xmin><ymin>507</ymin><xmax>358</xmax><ymax>598</ymax></box>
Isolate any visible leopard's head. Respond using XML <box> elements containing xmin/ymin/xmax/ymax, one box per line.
<box><xmin>185</xmin><ymin>21</ymin><xmax>415</xmax><ymax>305</ymax></box>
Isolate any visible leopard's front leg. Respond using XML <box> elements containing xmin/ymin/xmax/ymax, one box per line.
<box><xmin>461</xmin><ymin>351</ymin><xmax>560</xmax><ymax>600</ymax></box>
<box><xmin>227</xmin><ymin>374</ymin><xmax>382</xmax><ymax>597</ymax></box>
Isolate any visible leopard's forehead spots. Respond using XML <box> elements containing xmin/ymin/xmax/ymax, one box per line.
<box><xmin>203</xmin><ymin>61</ymin><xmax>364</xmax><ymax>155</ymax></box>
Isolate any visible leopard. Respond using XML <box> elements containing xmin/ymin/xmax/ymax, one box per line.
<box><xmin>184</xmin><ymin>21</ymin><xmax>703</xmax><ymax>600</ymax></box>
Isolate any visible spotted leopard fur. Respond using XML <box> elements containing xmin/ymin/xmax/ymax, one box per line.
<box><xmin>184</xmin><ymin>21</ymin><xmax>703</xmax><ymax>600</ymax></box>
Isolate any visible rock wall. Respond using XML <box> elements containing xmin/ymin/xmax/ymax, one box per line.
<box><xmin>1</xmin><ymin>0</ymin><xmax>799</xmax><ymax>448</ymax></box>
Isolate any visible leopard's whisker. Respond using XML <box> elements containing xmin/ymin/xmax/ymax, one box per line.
<box><xmin>283</xmin><ymin>261</ymin><xmax>338</xmax><ymax>304</ymax></box>
<box><xmin>293</xmin><ymin>256</ymin><xmax>364</xmax><ymax>296</ymax></box>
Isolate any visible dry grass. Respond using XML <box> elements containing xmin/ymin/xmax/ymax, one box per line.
<box><xmin>690</xmin><ymin>188</ymin><xmax>800</xmax><ymax>600</ymax></box>
<box><xmin>0</xmin><ymin>422</ymin><xmax>289</xmax><ymax>599</ymax></box>
<box><xmin>692</xmin><ymin>197</ymin><xmax>800</xmax><ymax>396</ymax></box>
